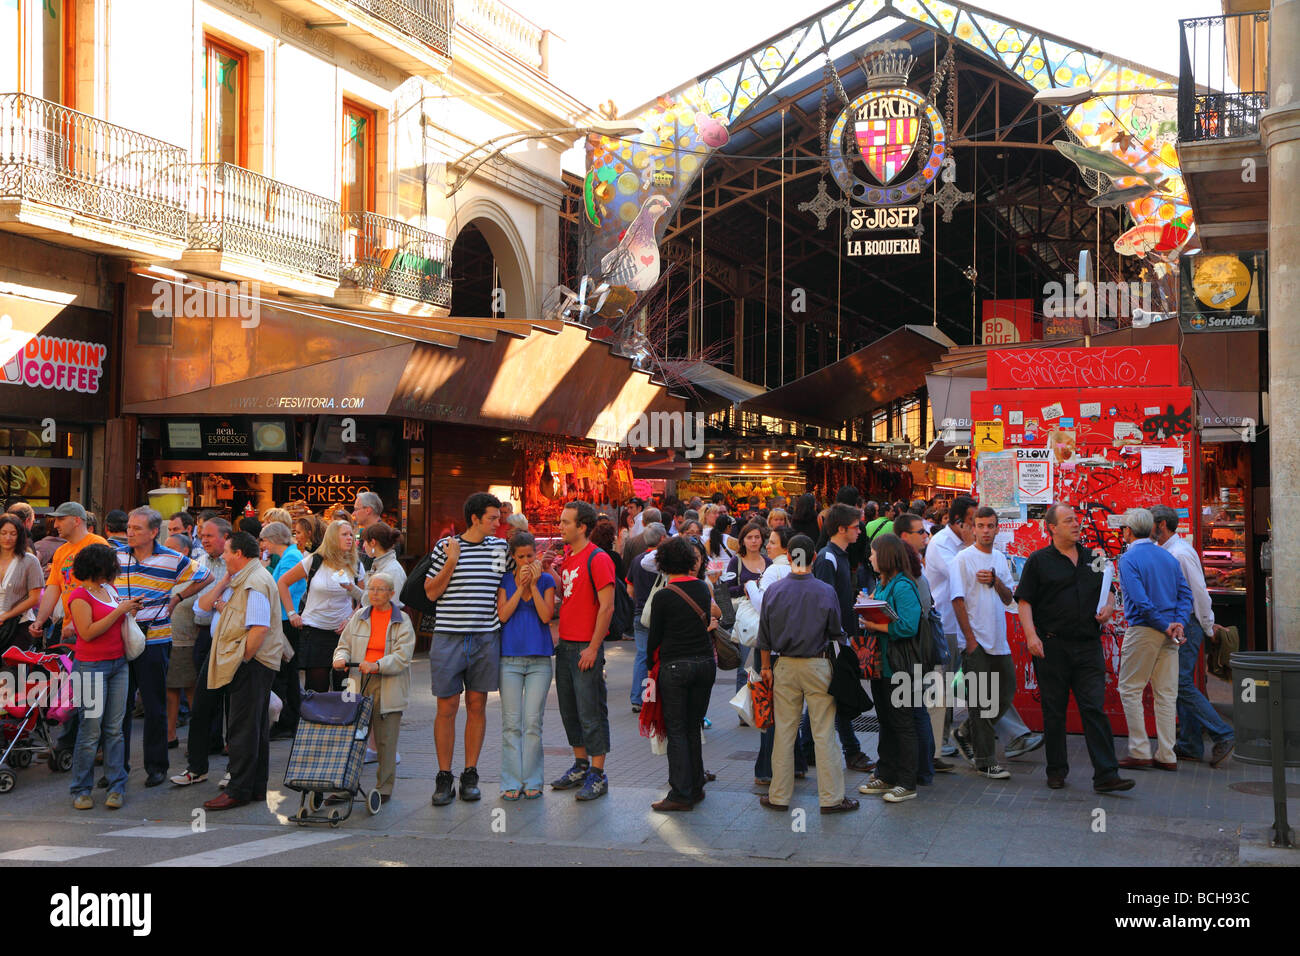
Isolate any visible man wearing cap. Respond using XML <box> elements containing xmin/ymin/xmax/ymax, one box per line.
<box><xmin>1150</xmin><ymin>505</ymin><xmax>1235</xmax><ymax>766</ymax></box>
<box><xmin>1116</xmin><ymin>508</ymin><xmax>1192</xmax><ymax>772</ymax></box>
<box><xmin>28</xmin><ymin>502</ymin><xmax>107</xmax><ymax>648</ymax></box>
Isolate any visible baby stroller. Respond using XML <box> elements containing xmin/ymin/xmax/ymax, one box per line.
<box><xmin>283</xmin><ymin>666</ymin><xmax>380</xmax><ymax>826</ymax></box>
<box><xmin>0</xmin><ymin>646</ymin><xmax>77</xmax><ymax>792</ymax></box>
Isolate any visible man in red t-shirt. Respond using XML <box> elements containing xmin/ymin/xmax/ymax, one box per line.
<box><xmin>549</xmin><ymin>501</ymin><xmax>616</xmax><ymax>801</ymax></box>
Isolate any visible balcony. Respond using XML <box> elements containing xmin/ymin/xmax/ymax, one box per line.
<box><xmin>347</xmin><ymin>0</ymin><xmax>451</xmax><ymax>58</ymax></box>
<box><xmin>339</xmin><ymin>210</ymin><xmax>452</xmax><ymax>314</ymax></box>
<box><xmin>182</xmin><ymin>162</ymin><xmax>341</xmax><ymax>296</ymax></box>
<box><xmin>1177</xmin><ymin>12</ymin><xmax>1270</xmax><ymax>252</ymax></box>
<box><xmin>0</xmin><ymin>93</ymin><xmax>187</xmax><ymax>259</ymax></box>
<box><xmin>457</xmin><ymin>0</ymin><xmax>545</xmax><ymax>72</ymax></box>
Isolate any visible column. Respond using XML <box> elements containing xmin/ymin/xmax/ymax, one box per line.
<box><xmin>733</xmin><ymin>296</ymin><xmax>744</xmax><ymax>380</ymax></box>
<box><xmin>1263</xmin><ymin>0</ymin><xmax>1300</xmax><ymax>651</ymax></box>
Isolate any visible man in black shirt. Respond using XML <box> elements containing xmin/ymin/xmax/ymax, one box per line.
<box><xmin>1014</xmin><ymin>504</ymin><xmax>1133</xmax><ymax>793</ymax></box>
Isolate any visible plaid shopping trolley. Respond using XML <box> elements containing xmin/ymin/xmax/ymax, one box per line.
<box><xmin>284</xmin><ymin>681</ymin><xmax>378</xmax><ymax>825</ymax></box>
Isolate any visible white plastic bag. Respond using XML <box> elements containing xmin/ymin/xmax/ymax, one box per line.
<box><xmin>732</xmin><ymin>596</ymin><xmax>760</xmax><ymax>646</ymax></box>
<box><xmin>268</xmin><ymin>690</ymin><xmax>283</xmax><ymax>724</ymax></box>
<box><xmin>649</xmin><ymin>733</ymin><xmax>668</xmax><ymax>755</ymax></box>
<box><xmin>729</xmin><ymin>683</ymin><xmax>754</xmax><ymax>726</ymax></box>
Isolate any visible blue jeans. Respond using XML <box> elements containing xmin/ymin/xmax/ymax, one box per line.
<box><xmin>500</xmin><ymin>656</ymin><xmax>552</xmax><ymax>791</ymax></box>
<box><xmin>554</xmin><ymin>640</ymin><xmax>610</xmax><ymax>756</ymax></box>
<box><xmin>70</xmin><ymin>657</ymin><xmax>129</xmax><ymax>796</ymax></box>
<box><xmin>756</xmin><ymin>722</ymin><xmax>807</xmax><ymax>779</ymax></box>
<box><xmin>914</xmin><ymin>706</ymin><xmax>934</xmax><ymax>784</ymax></box>
<box><xmin>799</xmin><ymin>707</ymin><xmax>863</xmax><ymax>760</ymax></box>
<box><xmin>1176</xmin><ymin>619</ymin><xmax>1234</xmax><ymax>757</ymax></box>
<box><xmin>631</xmin><ymin>624</ymin><xmax>649</xmax><ymax>706</ymax></box>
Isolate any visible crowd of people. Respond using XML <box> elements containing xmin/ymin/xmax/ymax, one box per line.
<box><xmin>0</xmin><ymin>481</ymin><xmax>1235</xmax><ymax>816</ymax></box>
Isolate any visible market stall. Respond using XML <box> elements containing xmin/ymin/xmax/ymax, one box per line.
<box><xmin>969</xmin><ymin>344</ymin><xmax>1199</xmax><ymax>735</ymax></box>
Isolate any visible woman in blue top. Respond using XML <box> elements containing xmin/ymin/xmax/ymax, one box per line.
<box><xmin>858</xmin><ymin>533</ymin><xmax>923</xmax><ymax>803</ymax></box>
<box><xmin>497</xmin><ymin>532</ymin><xmax>556</xmax><ymax>800</ymax></box>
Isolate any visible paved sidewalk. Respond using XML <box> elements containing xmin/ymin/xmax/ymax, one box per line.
<box><xmin>0</xmin><ymin>640</ymin><xmax>1293</xmax><ymax>866</ymax></box>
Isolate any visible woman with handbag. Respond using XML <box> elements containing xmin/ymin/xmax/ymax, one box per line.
<box><xmin>65</xmin><ymin>543</ymin><xmax>141</xmax><ymax>810</ymax></box>
<box><xmin>277</xmin><ymin>520</ymin><xmax>363</xmax><ymax>693</ymax></box>
<box><xmin>0</xmin><ymin>515</ymin><xmax>43</xmax><ymax>651</ymax></box>
<box><xmin>646</xmin><ymin>535</ymin><xmax>718</xmax><ymax>811</ymax></box>
<box><xmin>726</xmin><ymin>521</ymin><xmax>770</xmax><ymax>691</ymax></box>
<box><xmin>858</xmin><ymin>533</ymin><xmax>922</xmax><ymax>804</ymax></box>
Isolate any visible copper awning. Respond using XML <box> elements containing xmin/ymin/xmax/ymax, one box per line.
<box><xmin>739</xmin><ymin>325</ymin><xmax>956</xmax><ymax>428</ymax></box>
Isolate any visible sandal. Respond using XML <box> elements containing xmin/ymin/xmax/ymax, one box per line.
<box><xmin>502</xmin><ymin>789</ymin><xmax>522</xmax><ymax>801</ymax></box>
<box><xmin>523</xmin><ymin>789</ymin><xmax>543</xmax><ymax>800</ymax></box>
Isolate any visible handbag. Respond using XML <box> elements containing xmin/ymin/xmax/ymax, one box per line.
<box><xmin>748</xmin><ymin>668</ymin><xmax>774</xmax><ymax>729</ymax></box>
<box><xmin>731</xmin><ymin>595</ymin><xmax>760</xmax><ymax>647</ymax></box>
<box><xmin>123</xmin><ymin>613</ymin><xmax>147</xmax><ymax>661</ymax></box>
<box><xmin>640</xmin><ymin>572</ymin><xmax>665</xmax><ymax>628</ymax></box>
<box><xmin>849</xmin><ymin>633</ymin><xmax>882</xmax><ymax>680</ymax></box>
<box><xmin>664</xmin><ymin>582</ymin><xmax>739</xmax><ymax>671</ymax></box>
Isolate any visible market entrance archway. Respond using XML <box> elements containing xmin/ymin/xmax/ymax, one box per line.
<box><xmin>449</xmin><ymin>201</ymin><xmax>535</xmax><ymax>320</ymax></box>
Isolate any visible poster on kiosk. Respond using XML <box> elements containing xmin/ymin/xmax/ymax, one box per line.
<box><xmin>969</xmin><ymin>345</ymin><xmax>1198</xmax><ymax>735</ymax></box>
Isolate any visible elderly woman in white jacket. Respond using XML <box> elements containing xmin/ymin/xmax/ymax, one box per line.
<box><xmin>332</xmin><ymin>572</ymin><xmax>414</xmax><ymax>803</ymax></box>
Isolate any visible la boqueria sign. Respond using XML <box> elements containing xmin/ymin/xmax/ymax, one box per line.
<box><xmin>1</xmin><ymin>333</ymin><xmax>107</xmax><ymax>394</ymax></box>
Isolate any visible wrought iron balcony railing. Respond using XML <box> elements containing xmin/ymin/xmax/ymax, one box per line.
<box><xmin>1179</xmin><ymin>12</ymin><xmax>1270</xmax><ymax>143</ymax></box>
<box><xmin>342</xmin><ymin>210</ymin><xmax>452</xmax><ymax>307</ymax></box>
<box><xmin>458</xmin><ymin>0</ymin><xmax>544</xmax><ymax>71</ymax></box>
<box><xmin>0</xmin><ymin>92</ymin><xmax>186</xmax><ymax>241</ymax></box>
<box><xmin>349</xmin><ymin>0</ymin><xmax>451</xmax><ymax>58</ymax></box>
<box><xmin>185</xmin><ymin>163</ymin><xmax>341</xmax><ymax>280</ymax></box>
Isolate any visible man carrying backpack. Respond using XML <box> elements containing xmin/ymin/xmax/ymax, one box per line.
<box><xmin>550</xmin><ymin>501</ymin><xmax>616</xmax><ymax>801</ymax></box>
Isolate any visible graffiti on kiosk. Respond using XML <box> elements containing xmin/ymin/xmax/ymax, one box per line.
<box><xmin>1</xmin><ymin>333</ymin><xmax>106</xmax><ymax>394</ymax></box>
<box><xmin>987</xmin><ymin>347</ymin><xmax>1165</xmax><ymax>390</ymax></box>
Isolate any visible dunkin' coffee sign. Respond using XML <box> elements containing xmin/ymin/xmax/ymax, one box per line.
<box><xmin>1</xmin><ymin>333</ymin><xmax>107</xmax><ymax>394</ymax></box>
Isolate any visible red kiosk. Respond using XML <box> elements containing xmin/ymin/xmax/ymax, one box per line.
<box><xmin>969</xmin><ymin>344</ymin><xmax>1198</xmax><ymax>734</ymax></box>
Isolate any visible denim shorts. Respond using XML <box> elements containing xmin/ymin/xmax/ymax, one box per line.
<box><xmin>429</xmin><ymin>629</ymin><xmax>500</xmax><ymax>698</ymax></box>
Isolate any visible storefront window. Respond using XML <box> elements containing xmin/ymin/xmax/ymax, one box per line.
<box><xmin>0</xmin><ymin>424</ymin><xmax>86</xmax><ymax>509</ymax></box>
<box><xmin>1201</xmin><ymin>444</ymin><xmax>1248</xmax><ymax>593</ymax></box>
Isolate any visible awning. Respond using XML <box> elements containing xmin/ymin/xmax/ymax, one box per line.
<box><xmin>1198</xmin><ymin>390</ymin><xmax>1260</xmax><ymax>443</ymax></box>
<box><xmin>739</xmin><ymin>325</ymin><xmax>957</xmax><ymax>428</ymax></box>
<box><xmin>122</xmin><ymin>272</ymin><xmax>684</xmax><ymax>440</ymax></box>
<box><xmin>672</xmin><ymin>361</ymin><xmax>766</xmax><ymax>412</ymax></box>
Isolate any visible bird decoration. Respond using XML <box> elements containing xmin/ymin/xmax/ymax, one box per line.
<box><xmin>695</xmin><ymin>111</ymin><xmax>730</xmax><ymax>148</ymax></box>
<box><xmin>599</xmin><ymin>194</ymin><xmax>671</xmax><ymax>292</ymax></box>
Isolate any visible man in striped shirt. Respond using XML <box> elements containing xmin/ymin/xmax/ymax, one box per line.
<box><xmin>117</xmin><ymin>507</ymin><xmax>209</xmax><ymax>787</ymax></box>
<box><xmin>424</xmin><ymin>492</ymin><xmax>508</xmax><ymax>807</ymax></box>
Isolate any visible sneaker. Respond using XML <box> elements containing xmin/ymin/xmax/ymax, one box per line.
<box><xmin>218</xmin><ymin>772</ymin><xmax>230</xmax><ymax>789</ymax></box>
<box><xmin>431</xmin><ymin>770</ymin><xmax>456</xmax><ymax>806</ymax></box>
<box><xmin>845</xmin><ymin>752</ymin><xmax>877</xmax><ymax>773</ymax></box>
<box><xmin>550</xmin><ymin>761</ymin><xmax>590</xmax><ymax>791</ymax></box>
<box><xmin>1005</xmin><ymin>732</ymin><xmax>1045</xmax><ymax>760</ymax></box>
<box><xmin>631</xmin><ymin>703</ymin><xmax>642</xmax><ymax>713</ymax></box>
<box><xmin>953</xmin><ymin>725</ymin><xmax>976</xmax><ymax>766</ymax></box>
<box><xmin>73</xmin><ymin>794</ymin><xmax>93</xmax><ymax>810</ymax></box>
<box><xmin>979</xmin><ymin>764</ymin><xmax>1012</xmax><ymax>780</ymax></box>
<box><xmin>940</xmin><ymin>743</ymin><xmax>958</xmax><ymax>758</ymax></box>
<box><xmin>858</xmin><ymin>775</ymin><xmax>891</xmax><ymax>795</ymax></box>
<box><xmin>459</xmin><ymin>767</ymin><xmax>482</xmax><ymax>801</ymax></box>
<box><xmin>575</xmin><ymin>768</ymin><xmax>608</xmax><ymax>801</ymax></box>
<box><xmin>169</xmin><ymin>770</ymin><xmax>207</xmax><ymax>786</ymax></box>
<box><xmin>933</xmin><ymin>758</ymin><xmax>956</xmax><ymax>773</ymax></box>
<box><xmin>364</xmin><ymin>748</ymin><xmax>378</xmax><ymax>765</ymax></box>
<box><xmin>1209</xmin><ymin>740</ymin><xmax>1235</xmax><ymax>767</ymax></box>
<box><xmin>882</xmin><ymin>786</ymin><xmax>918</xmax><ymax>803</ymax></box>
<box><xmin>105</xmin><ymin>792</ymin><xmax>124</xmax><ymax>810</ymax></box>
